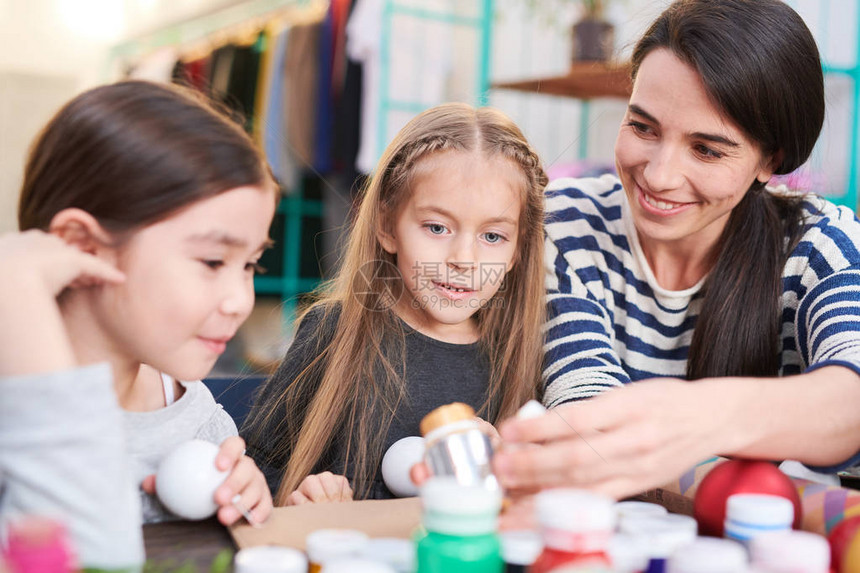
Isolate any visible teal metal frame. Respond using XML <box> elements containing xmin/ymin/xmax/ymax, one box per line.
<box><xmin>253</xmin><ymin>187</ymin><xmax>324</xmax><ymax>322</ymax></box>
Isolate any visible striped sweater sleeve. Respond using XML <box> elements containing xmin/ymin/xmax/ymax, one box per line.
<box><xmin>544</xmin><ymin>238</ymin><xmax>631</xmax><ymax>407</ymax></box>
<box><xmin>793</xmin><ymin>204</ymin><xmax>860</xmax><ymax>375</ymax></box>
<box><xmin>790</xmin><ymin>203</ymin><xmax>860</xmax><ymax>471</ymax></box>
<box><xmin>542</xmin><ymin>178</ymin><xmax>632</xmax><ymax>407</ymax></box>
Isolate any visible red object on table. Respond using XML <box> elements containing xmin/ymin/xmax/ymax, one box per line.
<box><xmin>693</xmin><ymin>459</ymin><xmax>803</xmax><ymax>537</ymax></box>
<box><xmin>828</xmin><ymin>514</ymin><xmax>860</xmax><ymax>573</ymax></box>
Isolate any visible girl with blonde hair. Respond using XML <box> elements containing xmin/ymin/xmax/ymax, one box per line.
<box><xmin>244</xmin><ymin>102</ymin><xmax>547</xmax><ymax>503</ymax></box>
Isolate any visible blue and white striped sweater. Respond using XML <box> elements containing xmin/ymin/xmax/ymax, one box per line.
<box><xmin>543</xmin><ymin>174</ymin><xmax>860</xmax><ymax>408</ymax></box>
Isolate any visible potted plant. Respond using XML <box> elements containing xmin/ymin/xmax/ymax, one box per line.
<box><xmin>571</xmin><ymin>0</ymin><xmax>614</xmax><ymax>63</ymax></box>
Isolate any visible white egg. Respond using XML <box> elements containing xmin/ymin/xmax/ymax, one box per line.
<box><xmin>155</xmin><ymin>439</ymin><xmax>229</xmax><ymax>520</ymax></box>
<box><xmin>516</xmin><ymin>399</ymin><xmax>547</xmax><ymax>420</ymax></box>
<box><xmin>381</xmin><ymin>436</ymin><xmax>425</xmax><ymax>497</ymax></box>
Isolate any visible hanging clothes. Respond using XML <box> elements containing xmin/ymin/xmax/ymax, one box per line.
<box><xmin>346</xmin><ymin>0</ymin><xmax>454</xmax><ymax>174</ymax></box>
<box><xmin>313</xmin><ymin>5</ymin><xmax>335</xmax><ymax>174</ymax></box>
<box><xmin>261</xmin><ymin>25</ymin><xmax>294</xmax><ymax>189</ymax></box>
<box><xmin>286</xmin><ymin>21</ymin><xmax>323</xmax><ymax>174</ymax></box>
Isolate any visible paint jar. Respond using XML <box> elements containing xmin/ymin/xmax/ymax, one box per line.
<box><xmin>749</xmin><ymin>530</ymin><xmax>830</xmax><ymax>573</ymax></box>
<box><xmin>619</xmin><ymin>514</ymin><xmax>697</xmax><ymax>573</ymax></box>
<box><xmin>306</xmin><ymin>529</ymin><xmax>369</xmax><ymax>573</ymax></box>
<box><xmin>723</xmin><ymin>494</ymin><xmax>793</xmax><ymax>549</ymax></box>
<box><xmin>666</xmin><ymin>536</ymin><xmax>748</xmax><ymax>573</ymax></box>
<box><xmin>531</xmin><ymin>489</ymin><xmax>615</xmax><ymax>572</ymax></box>
<box><xmin>415</xmin><ymin>476</ymin><xmax>503</xmax><ymax>573</ymax></box>
<box><xmin>420</xmin><ymin>402</ymin><xmax>498</xmax><ymax>490</ymax></box>
<box><xmin>234</xmin><ymin>546</ymin><xmax>308</xmax><ymax>573</ymax></box>
<box><xmin>321</xmin><ymin>558</ymin><xmax>396</xmax><ymax>572</ymax></box>
<box><xmin>499</xmin><ymin>529</ymin><xmax>542</xmax><ymax>573</ymax></box>
<box><xmin>361</xmin><ymin>537</ymin><xmax>415</xmax><ymax>573</ymax></box>
<box><xmin>615</xmin><ymin>501</ymin><xmax>668</xmax><ymax>531</ymax></box>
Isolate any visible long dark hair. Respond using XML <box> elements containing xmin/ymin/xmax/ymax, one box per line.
<box><xmin>631</xmin><ymin>0</ymin><xmax>825</xmax><ymax>378</ymax></box>
<box><xmin>19</xmin><ymin>80</ymin><xmax>274</xmax><ymax>233</ymax></box>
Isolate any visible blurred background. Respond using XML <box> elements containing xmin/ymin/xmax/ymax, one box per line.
<box><xmin>1</xmin><ymin>0</ymin><xmax>857</xmax><ymax>375</ymax></box>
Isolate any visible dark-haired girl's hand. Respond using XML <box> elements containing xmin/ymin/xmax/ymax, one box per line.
<box><xmin>2</xmin><ymin>230</ymin><xmax>125</xmax><ymax>296</ymax></box>
<box><xmin>0</xmin><ymin>230</ymin><xmax>125</xmax><ymax>376</ymax></box>
<box><xmin>212</xmin><ymin>436</ymin><xmax>273</xmax><ymax>526</ymax></box>
<box><xmin>286</xmin><ymin>471</ymin><xmax>354</xmax><ymax>505</ymax></box>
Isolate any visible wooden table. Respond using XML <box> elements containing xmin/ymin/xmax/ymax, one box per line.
<box><xmin>143</xmin><ymin>517</ymin><xmax>235</xmax><ymax>571</ymax></box>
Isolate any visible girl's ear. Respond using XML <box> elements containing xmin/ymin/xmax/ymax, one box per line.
<box><xmin>376</xmin><ymin>217</ymin><xmax>398</xmax><ymax>255</ymax></box>
<box><xmin>48</xmin><ymin>208</ymin><xmax>115</xmax><ymax>256</ymax></box>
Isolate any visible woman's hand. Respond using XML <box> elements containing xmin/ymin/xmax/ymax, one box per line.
<box><xmin>212</xmin><ymin>436</ymin><xmax>273</xmax><ymax>526</ymax></box>
<box><xmin>475</xmin><ymin>416</ymin><xmax>502</xmax><ymax>450</ymax></box>
<box><xmin>493</xmin><ymin>379</ymin><xmax>731</xmax><ymax>499</ymax></box>
<box><xmin>286</xmin><ymin>471</ymin><xmax>354</xmax><ymax>505</ymax></box>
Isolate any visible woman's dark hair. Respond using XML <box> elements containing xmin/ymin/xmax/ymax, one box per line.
<box><xmin>19</xmin><ymin>80</ymin><xmax>274</xmax><ymax>234</ymax></box>
<box><xmin>631</xmin><ymin>0</ymin><xmax>825</xmax><ymax>378</ymax></box>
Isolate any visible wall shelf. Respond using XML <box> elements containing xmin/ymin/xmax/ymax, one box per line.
<box><xmin>492</xmin><ymin>61</ymin><xmax>632</xmax><ymax>100</ymax></box>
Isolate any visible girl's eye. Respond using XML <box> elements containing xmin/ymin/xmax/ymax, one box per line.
<box><xmin>246</xmin><ymin>262</ymin><xmax>267</xmax><ymax>275</ymax></box>
<box><xmin>483</xmin><ymin>232</ymin><xmax>506</xmax><ymax>244</ymax></box>
<box><xmin>425</xmin><ymin>223</ymin><xmax>447</xmax><ymax>235</ymax></box>
<box><xmin>202</xmin><ymin>260</ymin><xmax>224</xmax><ymax>270</ymax></box>
<box><xmin>694</xmin><ymin>143</ymin><xmax>723</xmax><ymax>159</ymax></box>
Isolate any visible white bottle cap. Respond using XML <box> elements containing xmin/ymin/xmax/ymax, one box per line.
<box><xmin>306</xmin><ymin>529</ymin><xmax>369</xmax><ymax>565</ymax></box>
<box><xmin>321</xmin><ymin>557</ymin><xmax>397</xmax><ymax>573</ymax></box>
<box><xmin>615</xmin><ymin>500</ymin><xmax>668</xmax><ymax>525</ymax></box>
<box><xmin>360</xmin><ymin>537</ymin><xmax>415</xmax><ymax>573</ymax></box>
<box><xmin>499</xmin><ymin>530</ymin><xmax>543</xmax><ymax>566</ymax></box>
<box><xmin>420</xmin><ymin>477</ymin><xmax>501</xmax><ymax>535</ymax></box>
<box><xmin>535</xmin><ymin>489</ymin><xmax>616</xmax><ymax>533</ymax></box>
<box><xmin>618</xmin><ymin>514</ymin><xmax>697</xmax><ymax>558</ymax></box>
<box><xmin>608</xmin><ymin>533</ymin><xmax>650</xmax><ymax>572</ymax></box>
<box><xmin>666</xmin><ymin>537</ymin><xmax>748</xmax><ymax>573</ymax></box>
<box><xmin>749</xmin><ymin>530</ymin><xmax>830</xmax><ymax>573</ymax></box>
<box><xmin>726</xmin><ymin>494</ymin><xmax>794</xmax><ymax>528</ymax></box>
<box><xmin>234</xmin><ymin>546</ymin><xmax>308</xmax><ymax>573</ymax></box>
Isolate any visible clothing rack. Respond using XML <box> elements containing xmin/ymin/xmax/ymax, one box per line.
<box><xmin>109</xmin><ymin>0</ymin><xmax>325</xmax><ymax>65</ymax></box>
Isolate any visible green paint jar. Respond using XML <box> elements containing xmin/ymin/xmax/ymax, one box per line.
<box><xmin>415</xmin><ymin>477</ymin><xmax>503</xmax><ymax>573</ymax></box>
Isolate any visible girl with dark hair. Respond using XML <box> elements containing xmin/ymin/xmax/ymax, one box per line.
<box><xmin>493</xmin><ymin>0</ymin><xmax>860</xmax><ymax>498</ymax></box>
<box><xmin>0</xmin><ymin>80</ymin><xmax>275</xmax><ymax>567</ymax></box>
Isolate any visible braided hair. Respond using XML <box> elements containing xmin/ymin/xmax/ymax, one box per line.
<box><xmin>244</xmin><ymin>103</ymin><xmax>548</xmax><ymax>501</ymax></box>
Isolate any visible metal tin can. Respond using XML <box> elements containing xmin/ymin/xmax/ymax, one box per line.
<box><xmin>420</xmin><ymin>402</ymin><xmax>498</xmax><ymax>490</ymax></box>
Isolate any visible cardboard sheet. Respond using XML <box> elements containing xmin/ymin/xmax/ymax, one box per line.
<box><xmin>230</xmin><ymin>497</ymin><xmax>422</xmax><ymax>551</ymax></box>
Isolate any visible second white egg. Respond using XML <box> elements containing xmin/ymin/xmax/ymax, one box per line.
<box><xmin>381</xmin><ymin>436</ymin><xmax>425</xmax><ymax>497</ymax></box>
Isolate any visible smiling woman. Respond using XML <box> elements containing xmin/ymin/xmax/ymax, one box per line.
<box><xmin>492</xmin><ymin>0</ymin><xmax>860</xmax><ymax>502</ymax></box>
